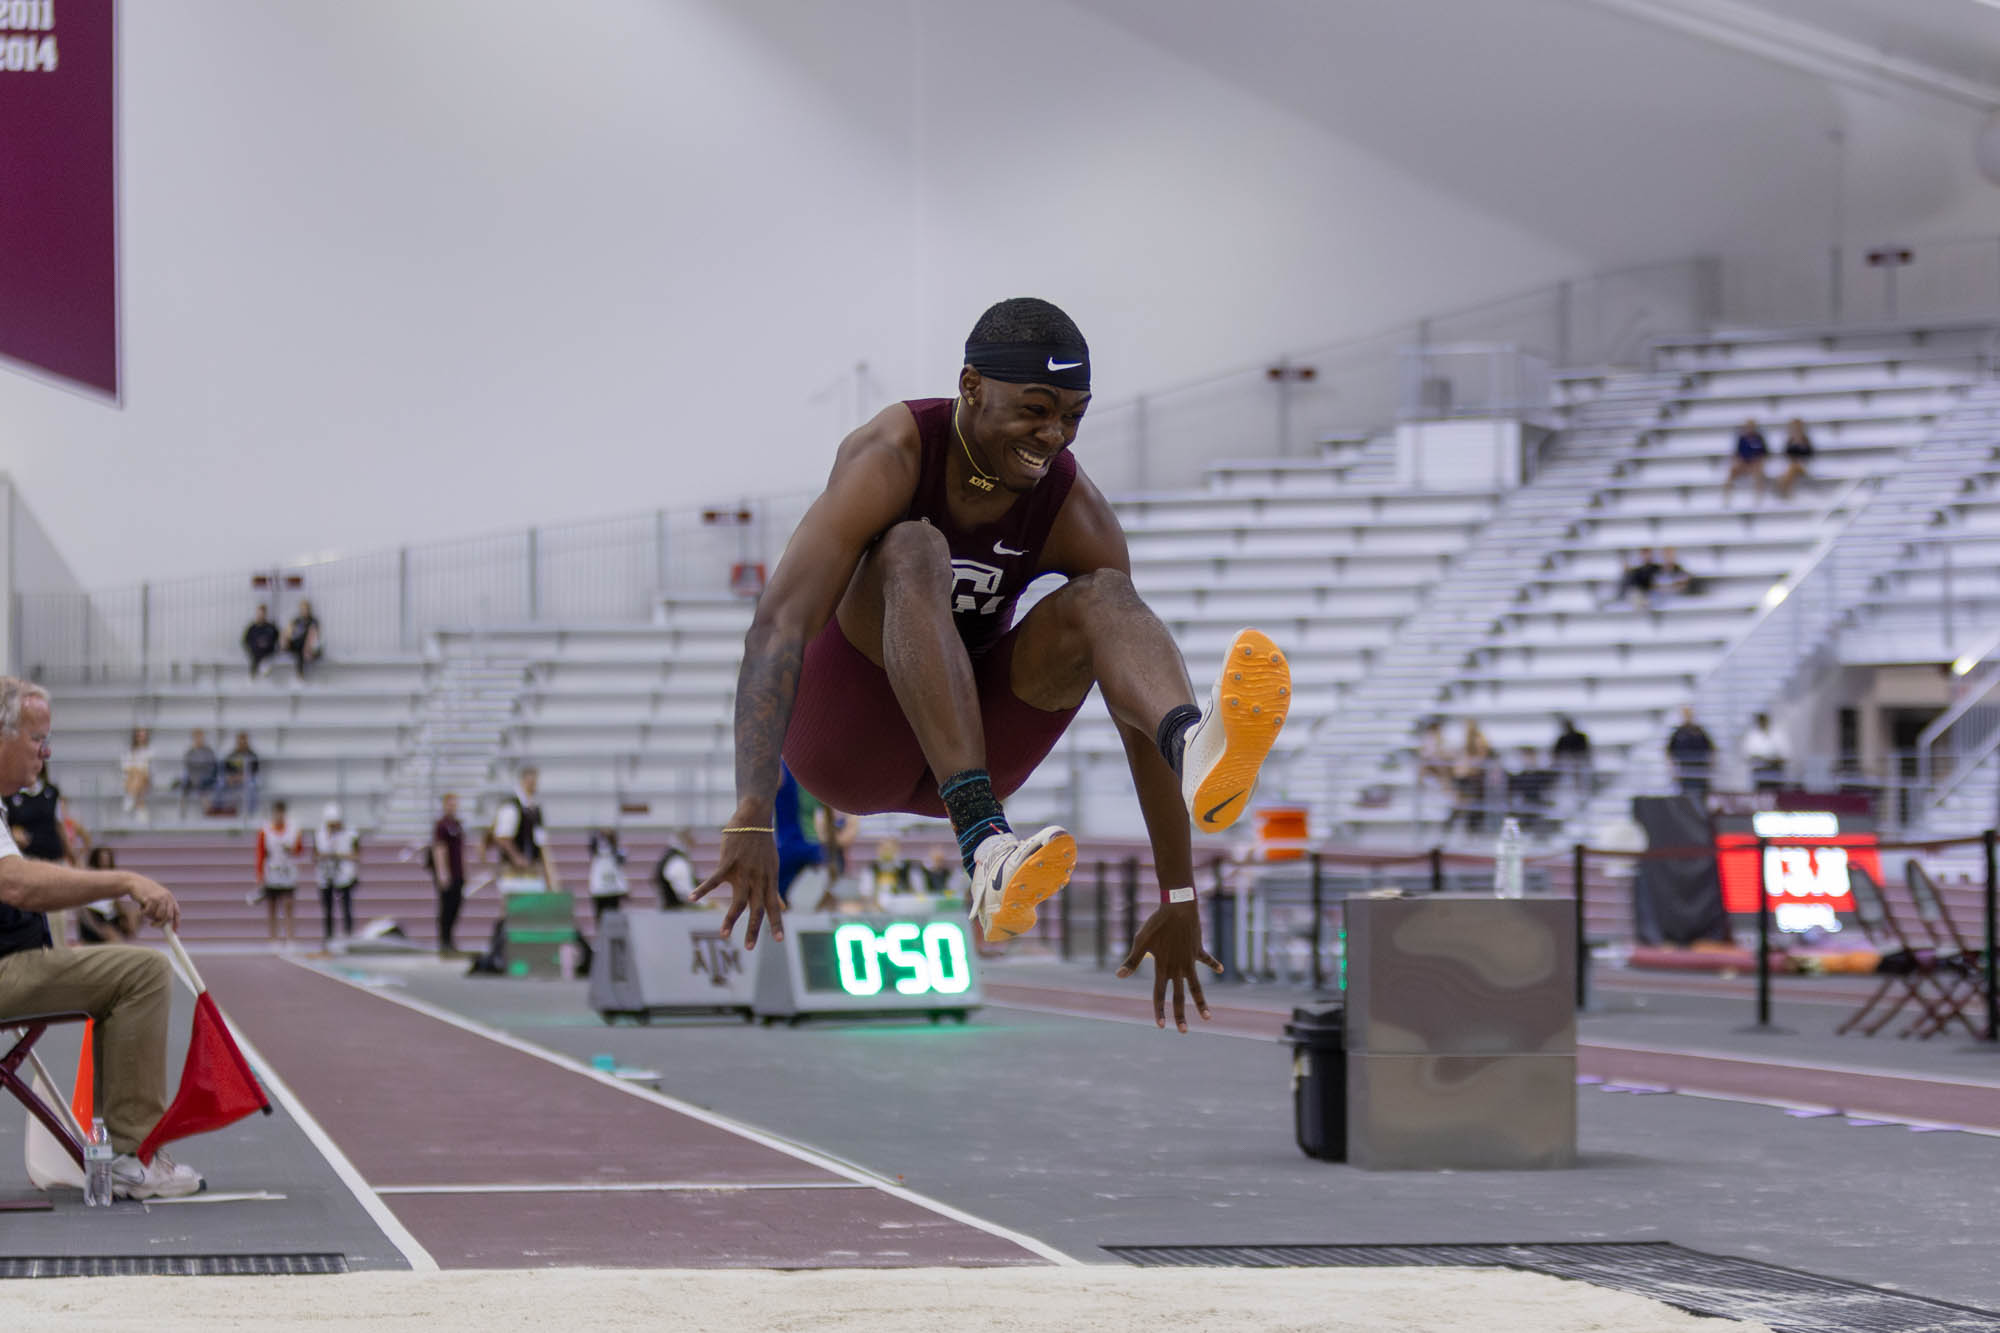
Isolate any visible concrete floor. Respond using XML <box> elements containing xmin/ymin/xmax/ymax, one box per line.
<box><xmin>0</xmin><ymin>966</ymin><xmax>411</xmax><ymax>1271</ymax></box>
<box><xmin>8</xmin><ymin>947</ymin><xmax>1999</xmax><ymax>1317</ymax></box>
<box><xmin>379</xmin><ymin>955</ymin><xmax>2000</xmax><ymax>1311</ymax></box>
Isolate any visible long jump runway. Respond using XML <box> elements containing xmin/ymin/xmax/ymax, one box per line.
<box><xmin>197</xmin><ymin>956</ymin><xmax>1046</xmax><ymax>1269</ymax></box>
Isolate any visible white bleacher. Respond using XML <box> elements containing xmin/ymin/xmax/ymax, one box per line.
<box><xmin>474</xmin><ymin>450</ymin><xmax>1499</xmax><ymax>837</ymax></box>
<box><xmin>55</xmin><ymin>326</ymin><xmax>1984</xmax><ymax>848</ymax></box>
<box><xmin>1341</xmin><ymin>321</ymin><xmax>1994</xmax><ymax>842</ymax></box>
<box><xmin>1842</xmin><ymin>459</ymin><xmax>2000</xmax><ymax>666</ymax></box>
<box><xmin>475</xmin><ymin>325</ymin><xmax>1993</xmax><ymax>845</ymax></box>
<box><xmin>45</xmin><ymin>657</ymin><xmax>426</xmax><ymax>832</ymax></box>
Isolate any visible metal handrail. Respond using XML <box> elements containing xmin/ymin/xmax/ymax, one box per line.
<box><xmin>1648</xmin><ymin>312</ymin><xmax>2000</xmax><ymax>357</ymax></box>
<box><xmin>1917</xmin><ymin>636</ymin><xmax>2000</xmax><ymax>808</ymax></box>
<box><xmin>1685</xmin><ymin>484</ymin><xmax>1873</xmax><ymax>697</ymax></box>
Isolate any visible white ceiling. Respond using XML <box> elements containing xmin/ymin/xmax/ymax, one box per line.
<box><xmin>1066</xmin><ymin>0</ymin><xmax>1842</xmax><ymax>261</ymax></box>
<box><xmin>1586</xmin><ymin>0</ymin><xmax>2000</xmax><ymax>109</ymax></box>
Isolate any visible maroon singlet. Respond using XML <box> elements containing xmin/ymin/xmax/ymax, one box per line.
<box><xmin>899</xmin><ymin>397</ymin><xmax>1077</xmax><ymax>657</ymax></box>
<box><xmin>778</xmin><ymin>397</ymin><xmax>1084</xmax><ymax>816</ymax></box>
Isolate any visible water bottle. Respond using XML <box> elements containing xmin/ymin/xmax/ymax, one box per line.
<box><xmin>83</xmin><ymin>1117</ymin><xmax>113</xmax><ymax>1206</ymax></box>
<box><xmin>1494</xmin><ymin>817</ymin><xmax>1525</xmax><ymax>899</ymax></box>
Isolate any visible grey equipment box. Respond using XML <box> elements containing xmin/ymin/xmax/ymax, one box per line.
<box><xmin>1342</xmin><ymin>894</ymin><xmax>1576</xmax><ymax>1170</ymax></box>
<box><xmin>589</xmin><ymin>910</ymin><xmax>757</xmax><ymax>1023</ymax></box>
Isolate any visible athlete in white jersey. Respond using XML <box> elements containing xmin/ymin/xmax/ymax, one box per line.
<box><xmin>255</xmin><ymin>800</ymin><xmax>304</xmax><ymax>947</ymax></box>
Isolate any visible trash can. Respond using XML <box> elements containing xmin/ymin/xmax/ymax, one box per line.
<box><xmin>1284</xmin><ymin>1002</ymin><xmax>1346</xmax><ymax>1161</ymax></box>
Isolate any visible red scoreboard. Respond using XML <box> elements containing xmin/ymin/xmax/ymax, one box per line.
<box><xmin>1714</xmin><ymin>811</ymin><xmax>1882</xmax><ymax>934</ymax></box>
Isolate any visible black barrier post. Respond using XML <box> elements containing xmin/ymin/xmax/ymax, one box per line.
<box><xmin>1057</xmin><ymin>868</ymin><xmax>1071</xmax><ymax>963</ymax></box>
<box><xmin>1210</xmin><ymin>857</ymin><xmax>1232</xmax><ymax>982</ymax></box>
<box><xmin>1121</xmin><ymin>857</ymin><xmax>1140</xmax><ymax>954</ymax></box>
<box><xmin>1749</xmin><ymin>837</ymin><xmax>1779</xmax><ymax>1031</ymax></box>
<box><xmin>1429</xmin><ymin>846</ymin><xmax>1444</xmax><ymax>893</ymax></box>
<box><xmin>1572</xmin><ymin>842</ymin><xmax>1587</xmax><ymax>1011</ymax></box>
<box><xmin>1093</xmin><ymin>861</ymin><xmax>1108</xmax><ymax>971</ymax></box>
<box><xmin>1985</xmin><ymin>829</ymin><xmax>1997</xmax><ymax>1044</ymax></box>
<box><xmin>1309</xmin><ymin>851</ymin><xmax>1325</xmax><ymax>993</ymax></box>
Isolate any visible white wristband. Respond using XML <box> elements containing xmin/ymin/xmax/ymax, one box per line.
<box><xmin>1166</xmin><ymin>886</ymin><xmax>1196</xmax><ymax>904</ymax></box>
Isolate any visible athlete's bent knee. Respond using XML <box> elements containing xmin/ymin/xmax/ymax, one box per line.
<box><xmin>1064</xmin><ymin>567</ymin><xmax>1139</xmax><ymax>616</ymax></box>
<box><xmin>875</xmin><ymin>519</ymin><xmax>952</xmax><ymax>573</ymax></box>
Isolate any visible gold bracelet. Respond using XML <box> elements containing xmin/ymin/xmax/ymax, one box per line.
<box><xmin>721</xmin><ymin>825</ymin><xmax>775</xmax><ymax>834</ymax></box>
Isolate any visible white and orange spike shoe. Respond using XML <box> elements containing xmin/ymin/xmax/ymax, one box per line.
<box><xmin>1182</xmin><ymin>628</ymin><xmax>1292</xmax><ymax>834</ymax></box>
<box><xmin>968</xmin><ymin>826</ymin><xmax>1078</xmax><ymax>943</ymax></box>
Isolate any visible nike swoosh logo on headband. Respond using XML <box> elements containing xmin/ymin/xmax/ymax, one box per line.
<box><xmin>1047</xmin><ymin>358</ymin><xmax>1083</xmax><ymax>371</ymax></box>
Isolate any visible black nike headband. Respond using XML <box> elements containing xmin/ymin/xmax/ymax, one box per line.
<box><xmin>964</xmin><ymin>339</ymin><xmax>1091</xmax><ymax>392</ymax></box>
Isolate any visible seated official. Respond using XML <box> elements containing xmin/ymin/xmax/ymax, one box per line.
<box><xmin>0</xmin><ymin>678</ymin><xmax>202</xmax><ymax>1199</ymax></box>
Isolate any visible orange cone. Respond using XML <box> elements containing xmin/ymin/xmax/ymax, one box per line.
<box><xmin>69</xmin><ymin>1018</ymin><xmax>94</xmax><ymax>1127</ymax></box>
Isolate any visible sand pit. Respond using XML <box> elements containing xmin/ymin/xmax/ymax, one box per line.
<box><xmin>5</xmin><ymin>1265</ymin><xmax>1764</xmax><ymax>1331</ymax></box>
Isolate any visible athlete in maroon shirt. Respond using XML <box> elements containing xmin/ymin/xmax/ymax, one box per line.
<box><xmin>696</xmin><ymin>299</ymin><xmax>1291</xmax><ymax>1033</ymax></box>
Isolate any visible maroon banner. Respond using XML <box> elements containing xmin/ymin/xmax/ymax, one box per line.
<box><xmin>0</xmin><ymin>0</ymin><xmax>116</xmax><ymax>398</ymax></box>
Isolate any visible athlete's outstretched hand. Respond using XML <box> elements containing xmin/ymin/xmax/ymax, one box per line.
<box><xmin>692</xmin><ymin>824</ymin><xmax>785</xmax><ymax>948</ymax></box>
<box><xmin>1116</xmin><ymin>900</ymin><xmax>1222</xmax><ymax>1033</ymax></box>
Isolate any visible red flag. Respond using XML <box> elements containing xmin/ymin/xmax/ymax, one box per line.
<box><xmin>136</xmin><ymin>991</ymin><xmax>271</xmax><ymax>1164</ymax></box>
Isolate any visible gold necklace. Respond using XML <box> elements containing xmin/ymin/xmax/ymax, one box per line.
<box><xmin>953</xmin><ymin>400</ymin><xmax>998</xmax><ymax>493</ymax></box>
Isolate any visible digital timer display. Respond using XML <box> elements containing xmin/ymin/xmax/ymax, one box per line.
<box><xmin>799</xmin><ymin>921</ymin><xmax>973</xmax><ymax>997</ymax></box>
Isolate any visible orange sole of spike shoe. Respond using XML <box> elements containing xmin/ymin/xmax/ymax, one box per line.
<box><xmin>986</xmin><ymin>832</ymin><xmax>1079</xmax><ymax>942</ymax></box>
<box><xmin>1189</xmin><ymin>629</ymin><xmax>1291</xmax><ymax>834</ymax></box>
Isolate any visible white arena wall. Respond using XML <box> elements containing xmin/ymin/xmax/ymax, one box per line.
<box><xmin>2</xmin><ymin>0</ymin><xmax>1999</xmax><ymax>590</ymax></box>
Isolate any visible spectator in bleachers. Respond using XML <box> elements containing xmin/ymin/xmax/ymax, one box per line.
<box><xmin>1656</xmin><ymin>547</ymin><xmax>1698</xmax><ymax>599</ymax></box>
<box><xmin>286</xmin><ymin>600</ymin><xmax>323</xmax><ymax>681</ymax></box>
<box><xmin>1552</xmin><ymin>715</ymin><xmax>1592</xmax><ymax>809</ymax></box>
<box><xmin>1743</xmin><ymin>712</ymin><xmax>1788</xmax><ymax>794</ymax></box>
<box><xmin>654</xmin><ymin>830</ymin><xmax>696</xmax><ymax>910</ymax></box>
<box><xmin>1723</xmin><ymin>418</ymin><xmax>1769</xmax><ymax>505</ymax></box>
<box><xmin>255</xmin><ymin>800</ymin><xmax>304</xmax><ymax>947</ymax></box>
<box><xmin>1506</xmin><ymin>746</ymin><xmax>1558</xmax><ymax>830</ymax></box>
<box><xmin>1775</xmin><ymin>419</ymin><xmax>1814</xmax><ymax>500</ymax></box>
<box><xmin>586</xmin><ymin>829</ymin><xmax>628</xmax><ymax>922</ymax></box>
<box><xmin>430</xmin><ymin>792</ymin><xmax>467</xmax><ymax>955</ymax></box>
<box><xmin>120</xmin><ymin>727</ymin><xmax>155</xmax><ymax>825</ymax></box>
<box><xmin>1666</xmin><ymin>705</ymin><xmax>1715</xmax><ymax>801</ymax></box>
<box><xmin>243</xmin><ymin>604</ymin><xmax>280</xmax><ymax>679</ymax></box>
<box><xmin>314</xmin><ymin>802</ymin><xmax>360</xmax><ymax>951</ymax></box>
<box><xmin>219</xmin><ymin>731</ymin><xmax>260</xmax><ymax>817</ymax></box>
<box><xmin>1416</xmin><ymin>721</ymin><xmax>1454</xmax><ymax>807</ymax></box>
<box><xmin>1445</xmin><ymin>719</ymin><xmax>1495</xmax><ymax>833</ymax></box>
<box><xmin>1603</xmin><ymin>548</ymin><xmax>1662</xmax><ymax>609</ymax></box>
<box><xmin>77</xmin><ymin>847</ymin><xmax>141</xmax><ymax>945</ymax></box>
<box><xmin>865</xmin><ymin>837</ymin><xmax>913</xmax><ymax>905</ymax></box>
<box><xmin>177</xmin><ymin>729</ymin><xmax>220</xmax><ymax>816</ymax></box>
<box><xmin>816</xmin><ymin>804</ymin><xmax>857</xmax><ymax>894</ymax></box>
<box><xmin>488</xmin><ymin>766</ymin><xmax>557</xmax><ymax>888</ymax></box>
<box><xmin>921</xmin><ymin>847</ymin><xmax>962</xmax><ymax>897</ymax></box>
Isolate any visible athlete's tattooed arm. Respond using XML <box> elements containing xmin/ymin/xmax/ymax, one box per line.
<box><xmin>726</xmin><ymin>625</ymin><xmax>802</xmax><ymax>827</ymax></box>
<box><xmin>693</xmin><ymin>405</ymin><xmax>921</xmax><ymax>948</ymax></box>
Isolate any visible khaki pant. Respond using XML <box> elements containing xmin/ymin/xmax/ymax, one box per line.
<box><xmin>0</xmin><ymin>945</ymin><xmax>170</xmax><ymax>1154</ymax></box>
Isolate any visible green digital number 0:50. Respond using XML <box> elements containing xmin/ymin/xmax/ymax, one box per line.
<box><xmin>831</xmin><ymin>921</ymin><xmax>972</xmax><ymax>997</ymax></box>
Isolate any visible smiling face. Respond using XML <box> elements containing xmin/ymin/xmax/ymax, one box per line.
<box><xmin>0</xmin><ymin>697</ymin><xmax>51</xmax><ymax>797</ymax></box>
<box><xmin>959</xmin><ymin>372</ymin><xmax>1090</xmax><ymax>495</ymax></box>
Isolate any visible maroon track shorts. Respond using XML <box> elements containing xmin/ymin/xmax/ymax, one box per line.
<box><xmin>781</xmin><ymin>617</ymin><xmax>1083</xmax><ymax>817</ymax></box>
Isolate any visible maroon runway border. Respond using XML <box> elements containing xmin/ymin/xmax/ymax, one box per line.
<box><xmin>202</xmin><ymin>956</ymin><xmax>1045</xmax><ymax>1269</ymax></box>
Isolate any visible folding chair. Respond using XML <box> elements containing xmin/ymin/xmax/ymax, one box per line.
<box><xmin>1835</xmin><ymin>865</ymin><xmax>1938</xmax><ymax>1038</ymax></box>
<box><xmin>1901</xmin><ymin>861</ymin><xmax>1986</xmax><ymax>1041</ymax></box>
<box><xmin>0</xmin><ymin>1012</ymin><xmax>90</xmax><ymax>1170</ymax></box>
